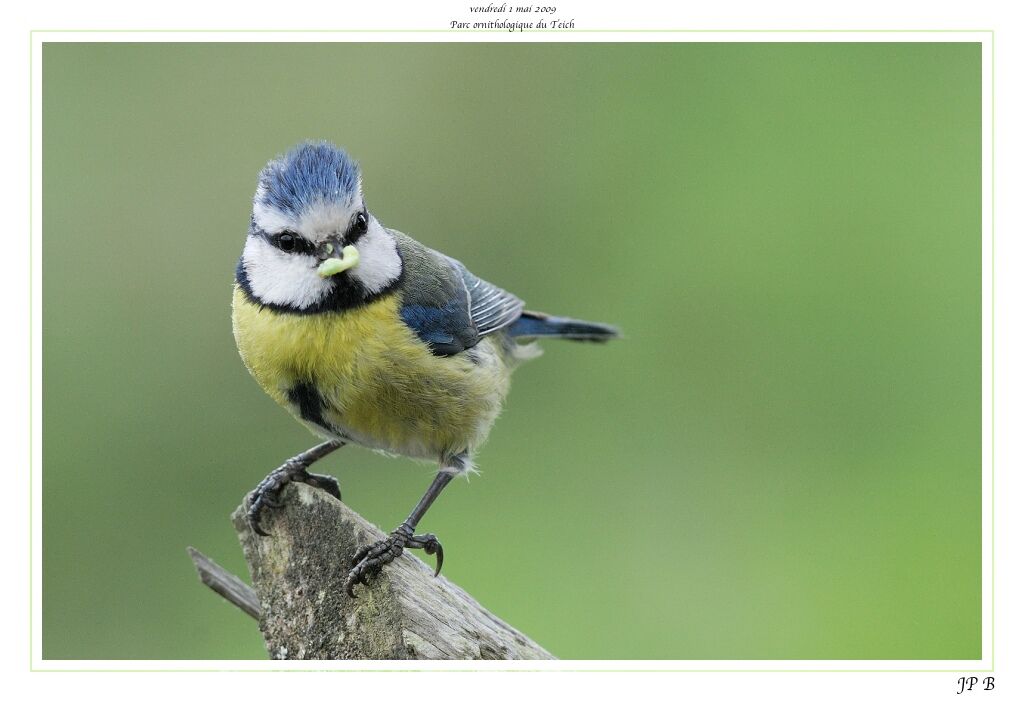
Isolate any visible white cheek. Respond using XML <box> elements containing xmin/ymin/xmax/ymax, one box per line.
<box><xmin>242</xmin><ymin>236</ymin><xmax>332</xmax><ymax>309</ymax></box>
<box><xmin>350</xmin><ymin>222</ymin><xmax>402</xmax><ymax>294</ymax></box>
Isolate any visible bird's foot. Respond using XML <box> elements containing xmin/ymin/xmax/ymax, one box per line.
<box><xmin>345</xmin><ymin>522</ymin><xmax>443</xmax><ymax>597</ymax></box>
<box><xmin>247</xmin><ymin>459</ymin><xmax>341</xmax><ymax>536</ymax></box>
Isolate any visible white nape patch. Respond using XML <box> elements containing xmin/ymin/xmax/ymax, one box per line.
<box><xmin>349</xmin><ymin>218</ymin><xmax>402</xmax><ymax>293</ymax></box>
<box><xmin>242</xmin><ymin>235</ymin><xmax>331</xmax><ymax>309</ymax></box>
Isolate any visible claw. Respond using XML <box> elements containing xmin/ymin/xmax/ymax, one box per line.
<box><xmin>320</xmin><ymin>480</ymin><xmax>342</xmax><ymax>501</ymax></box>
<box><xmin>245</xmin><ymin>494</ymin><xmax>270</xmax><ymax>536</ymax></box>
<box><xmin>351</xmin><ymin>544</ymin><xmax>372</xmax><ymax>567</ymax></box>
<box><xmin>299</xmin><ymin>472</ymin><xmax>342</xmax><ymax>501</ymax></box>
<box><xmin>411</xmin><ymin>534</ymin><xmax>444</xmax><ymax>576</ymax></box>
<box><xmin>260</xmin><ymin>493</ymin><xmax>283</xmax><ymax>509</ymax></box>
<box><xmin>431</xmin><ymin>542</ymin><xmax>444</xmax><ymax>577</ymax></box>
<box><xmin>247</xmin><ymin>506</ymin><xmax>270</xmax><ymax>537</ymax></box>
<box><xmin>246</xmin><ymin>457</ymin><xmax>342</xmax><ymax>539</ymax></box>
<box><xmin>345</xmin><ymin>528</ymin><xmax>446</xmax><ymax>597</ymax></box>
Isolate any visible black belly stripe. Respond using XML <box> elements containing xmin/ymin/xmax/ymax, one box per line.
<box><xmin>287</xmin><ymin>381</ymin><xmax>330</xmax><ymax>429</ymax></box>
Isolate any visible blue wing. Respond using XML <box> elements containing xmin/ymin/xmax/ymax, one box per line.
<box><xmin>393</xmin><ymin>232</ymin><xmax>524</xmax><ymax>357</ymax></box>
<box><xmin>400</xmin><ymin>296</ymin><xmax>479</xmax><ymax>356</ymax></box>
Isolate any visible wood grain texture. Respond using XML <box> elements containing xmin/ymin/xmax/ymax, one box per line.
<box><xmin>187</xmin><ymin>546</ymin><xmax>261</xmax><ymax>619</ymax></box>
<box><xmin>230</xmin><ymin>483</ymin><xmax>555</xmax><ymax>660</ymax></box>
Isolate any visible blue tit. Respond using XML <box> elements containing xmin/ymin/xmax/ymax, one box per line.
<box><xmin>232</xmin><ymin>141</ymin><xmax>619</xmax><ymax>596</ymax></box>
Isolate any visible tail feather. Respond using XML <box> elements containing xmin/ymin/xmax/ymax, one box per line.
<box><xmin>507</xmin><ymin>311</ymin><xmax>620</xmax><ymax>342</ymax></box>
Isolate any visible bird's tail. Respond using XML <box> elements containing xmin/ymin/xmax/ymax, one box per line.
<box><xmin>507</xmin><ymin>311</ymin><xmax>620</xmax><ymax>343</ymax></box>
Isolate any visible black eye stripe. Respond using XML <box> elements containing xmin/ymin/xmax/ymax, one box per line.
<box><xmin>255</xmin><ymin>216</ymin><xmax>365</xmax><ymax>253</ymax></box>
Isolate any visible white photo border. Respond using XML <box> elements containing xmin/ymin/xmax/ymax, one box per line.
<box><xmin>29</xmin><ymin>29</ymin><xmax>994</xmax><ymax>673</ymax></box>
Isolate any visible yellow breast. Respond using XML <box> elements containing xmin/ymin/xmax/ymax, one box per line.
<box><xmin>231</xmin><ymin>285</ymin><xmax>512</xmax><ymax>461</ymax></box>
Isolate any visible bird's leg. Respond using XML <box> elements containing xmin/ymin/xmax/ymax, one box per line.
<box><xmin>345</xmin><ymin>458</ymin><xmax>463</xmax><ymax>597</ymax></box>
<box><xmin>247</xmin><ymin>440</ymin><xmax>345</xmax><ymax>536</ymax></box>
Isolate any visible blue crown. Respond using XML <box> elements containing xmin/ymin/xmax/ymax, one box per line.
<box><xmin>257</xmin><ymin>141</ymin><xmax>361</xmax><ymax>215</ymax></box>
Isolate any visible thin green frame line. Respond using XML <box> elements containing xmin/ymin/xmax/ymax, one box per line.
<box><xmin>27</xmin><ymin>28</ymin><xmax>34</xmax><ymax>673</ymax></box>
<box><xmin>28</xmin><ymin>28</ymin><xmax>995</xmax><ymax>675</ymax></box>
<box><xmin>32</xmin><ymin>668</ymin><xmax>1000</xmax><ymax>673</ymax></box>
<box><xmin>30</xmin><ymin>28</ymin><xmax>994</xmax><ymax>33</ymax></box>
<box><xmin>989</xmin><ymin>31</ymin><xmax>996</xmax><ymax>673</ymax></box>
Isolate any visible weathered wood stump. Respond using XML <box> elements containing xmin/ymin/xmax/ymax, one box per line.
<box><xmin>189</xmin><ymin>482</ymin><xmax>554</xmax><ymax>660</ymax></box>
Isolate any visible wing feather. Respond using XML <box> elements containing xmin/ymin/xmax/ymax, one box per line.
<box><xmin>448</xmin><ymin>257</ymin><xmax>525</xmax><ymax>336</ymax></box>
<box><xmin>390</xmin><ymin>230</ymin><xmax>525</xmax><ymax>356</ymax></box>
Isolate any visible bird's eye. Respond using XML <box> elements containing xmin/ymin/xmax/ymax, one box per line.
<box><xmin>353</xmin><ymin>212</ymin><xmax>368</xmax><ymax>235</ymax></box>
<box><xmin>276</xmin><ymin>233</ymin><xmax>297</xmax><ymax>252</ymax></box>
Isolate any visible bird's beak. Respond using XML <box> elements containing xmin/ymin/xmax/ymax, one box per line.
<box><xmin>317</xmin><ymin>243</ymin><xmax>360</xmax><ymax>278</ymax></box>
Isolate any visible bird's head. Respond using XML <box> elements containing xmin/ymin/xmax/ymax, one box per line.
<box><xmin>236</xmin><ymin>141</ymin><xmax>402</xmax><ymax>313</ymax></box>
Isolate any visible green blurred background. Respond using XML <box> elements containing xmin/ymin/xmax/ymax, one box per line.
<box><xmin>42</xmin><ymin>42</ymin><xmax>981</xmax><ymax>660</ymax></box>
